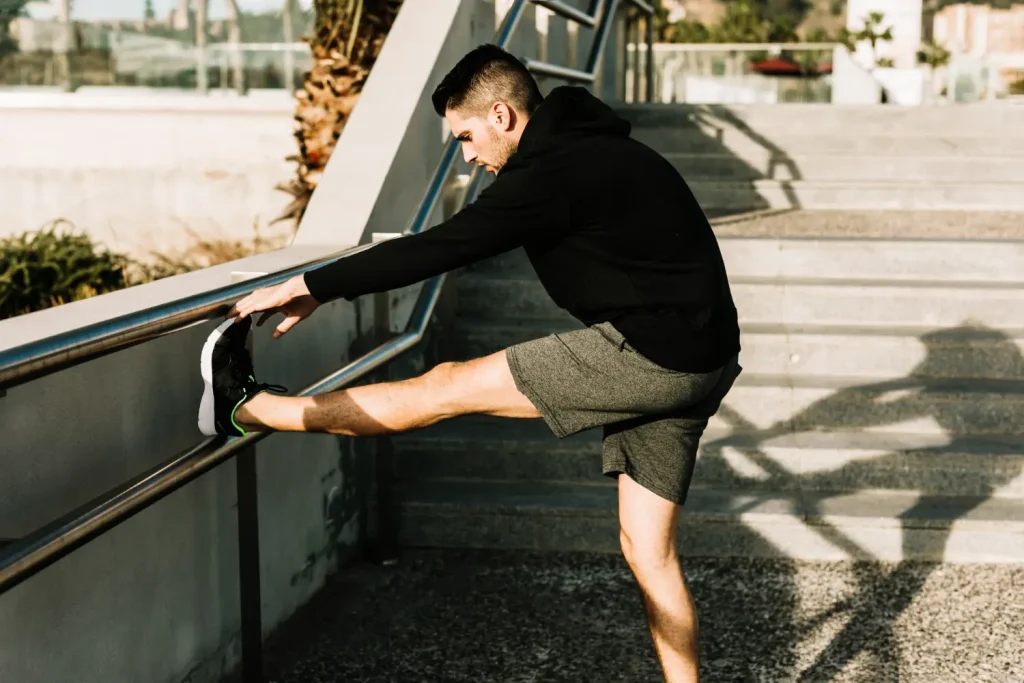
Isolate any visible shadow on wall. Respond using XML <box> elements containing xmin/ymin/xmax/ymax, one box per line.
<box><xmin>697</xmin><ymin>321</ymin><xmax>1024</xmax><ymax>680</ymax></box>
<box><xmin>628</xmin><ymin>103</ymin><xmax>804</xmax><ymax>221</ymax></box>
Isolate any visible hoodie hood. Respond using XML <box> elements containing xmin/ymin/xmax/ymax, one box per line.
<box><xmin>515</xmin><ymin>86</ymin><xmax>631</xmax><ymax>156</ymax></box>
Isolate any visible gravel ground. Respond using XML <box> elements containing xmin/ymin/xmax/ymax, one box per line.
<box><xmin>710</xmin><ymin>209</ymin><xmax>1024</xmax><ymax>240</ymax></box>
<box><xmin>261</xmin><ymin>549</ymin><xmax>1024</xmax><ymax>683</ymax></box>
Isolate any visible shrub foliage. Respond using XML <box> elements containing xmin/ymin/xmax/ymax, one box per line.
<box><xmin>0</xmin><ymin>221</ymin><xmax>130</xmax><ymax>319</ymax></box>
<box><xmin>1</xmin><ymin>221</ymin><xmax>290</xmax><ymax>320</ymax></box>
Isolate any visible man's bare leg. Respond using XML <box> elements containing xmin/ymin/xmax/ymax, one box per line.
<box><xmin>234</xmin><ymin>350</ymin><xmax>540</xmax><ymax>435</ymax></box>
<box><xmin>619</xmin><ymin>473</ymin><xmax>700</xmax><ymax>683</ymax></box>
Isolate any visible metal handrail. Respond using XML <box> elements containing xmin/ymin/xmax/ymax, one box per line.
<box><xmin>0</xmin><ymin>0</ymin><xmax>652</xmax><ymax>680</ymax></box>
<box><xmin>525</xmin><ymin>0</ymin><xmax>655</xmax><ymax>102</ymax></box>
<box><xmin>0</xmin><ymin>250</ymin><xmax>348</xmax><ymax>392</ymax></box>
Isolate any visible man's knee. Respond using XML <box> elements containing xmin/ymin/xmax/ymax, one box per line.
<box><xmin>418</xmin><ymin>353</ymin><xmax>540</xmax><ymax>420</ymax></box>
<box><xmin>620</xmin><ymin>524</ymin><xmax>677</xmax><ymax>579</ymax></box>
<box><xmin>416</xmin><ymin>360</ymin><xmax>464</xmax><ymax>412</ymax></box>
<box><xmin>421</xmin><ymin>360</ymin><xmax>461</xmax><ymax>389</ymax></box>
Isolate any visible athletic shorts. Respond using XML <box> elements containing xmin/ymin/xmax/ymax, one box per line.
<box><xmin>505</xmin><ymin>322</ymin><xmax>742</xmax><ymax>505</ymax></box>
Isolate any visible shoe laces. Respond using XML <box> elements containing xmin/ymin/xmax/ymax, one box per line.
<box><xmin>231</xmin><ymin>350</ymin><xmax>288</xmax><ymax>396</ymax></box>
<box><xmin>250</xmin><ymin>380</ymin><xmax>288</xmax><ymax>396</ymax></box>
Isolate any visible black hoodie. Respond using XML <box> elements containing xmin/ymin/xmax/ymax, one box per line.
<box><xmin>303</xmin><ymin>86</ymin><xmax>739</xmax><ymax>373</ymax></box>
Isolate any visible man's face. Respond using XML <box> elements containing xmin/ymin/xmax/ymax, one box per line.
<box><xmin>446</xmin><ymin>103</ymin><xmax>518</xmax><ymax>175</ymax></box>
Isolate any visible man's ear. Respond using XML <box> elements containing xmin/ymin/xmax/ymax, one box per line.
<box><xmin>489</xmin><ymin>102</ymin><xmax>515</xmax><ymax>132</ymax></box>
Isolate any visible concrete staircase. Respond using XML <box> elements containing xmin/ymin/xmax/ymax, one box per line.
<box><xmin>624</xmin><ymin>103</ymin><xmax>1024</xmax><ymax>213</ymax></box>
<box><xmin>391</xmin><ymin>105</ymin><xmax>1024</xmax><ymax>564</ymax></box>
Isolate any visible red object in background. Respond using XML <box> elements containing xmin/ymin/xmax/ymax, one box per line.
<box><xmin>749</xmin><ymin>57</ymin><xmax>802</xmax><ymax>75</ymax></box>
<box><xmin>749</xmin><ymin>57</ymin><xmax>833</xmax><ymax>77</ymax></box>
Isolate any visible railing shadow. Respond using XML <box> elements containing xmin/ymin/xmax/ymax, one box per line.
<box><xmin>679</xmin><ymin>103</ymin><xmax>804</xmax><ymax>219</ymax></box>
<box><xmin>703</xmin><ymin>103</ymin><xmax>803</xmax><ymax>210</ymax></box>
<box><xmin>700</xmin><ymin>321</ymin><xmax>1024</xmax><ymax>680</ymax></box>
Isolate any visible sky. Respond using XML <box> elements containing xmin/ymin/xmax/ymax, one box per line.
<box><xmin>27</xmin><ymin>0</ymin><xmax>312</xmax><ymax>21</ymax></box>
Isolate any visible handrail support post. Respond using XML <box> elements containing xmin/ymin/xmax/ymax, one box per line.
<box><xmin>233</xmin><ymin>271</ymin><xmax>265</xmax><ymax>683</ymax></box>
<box><xmin>236</xmin><ymin>442</ymin><xmax>265</xmax><ymax>683</ymax></box>
<box><xmin>368</xmin><ymin>235</ymin><xmax>401</xmax><ymax>567</ymax></box>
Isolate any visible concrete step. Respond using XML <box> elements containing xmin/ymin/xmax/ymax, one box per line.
<box><xmin>470</xmin><ymin>237</ymin><xmax>1024</xmax><ymax>284</ymax></box>
<box><xmin>718</xmin><ymin>237</ymin><xmax>1024</xmax><ymax>283</ymax></box>
<box><xmin>688</xmin><ymin>180</ymin><xmax>1024</xmax><ymax>212</ymax></box>
<box><xmin>710</xmin><ymin>209</ymin><xmax>1024</xmax><ymax>240</ymax></box>
<box><xmin>616</xmin><ymin>103</ymin><xmax>1024</xmax><ymax>134</ymax></box>
<box><xmin>669</xmin><ymin>153</ymin><xmax>1024</xmax><ymax>183</ymax></box>
<box><xmin>631</xmin><ymin>127</ymin><xmax>1024</xmax><ymax>158</ymax></box>
<box><xmin>450</xmin><ymin>321</ymin><xmax>1024</xmax><ymax>381</ymax></box>
<box><xmin>708</xmin><ymin>373</ymin><xmax>1024</xmax><ymax>436</ymax></box>
<box><xmin>394</xmin><ymin>416</ymin><xmax>1024</xmax><ymax>499</ymax></box>
<box><xmin>456</xmin><ymin>275</ymin><xmax>1024</xmax><ymax>328</ymax></box>
<box><xmin>395</xmin><ymin>479</ymin><xmax>1024</xmax><ymax>563</ymax></box>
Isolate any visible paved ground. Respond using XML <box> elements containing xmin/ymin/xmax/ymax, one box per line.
<box><xmin>262</xmin><ymin>549</ymin><xmax>1024</xmax><ymax>683</ymax></box>
<box><xmin>711</xmin><ymin>209</ymin><xmax>1024</xmax><ymax>240</ymax></box>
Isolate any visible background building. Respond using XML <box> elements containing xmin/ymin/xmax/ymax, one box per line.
<box><xmin>933</xmin><ymin>2</ymin><xmax>1024</xmax><ymax>91</ymax></box>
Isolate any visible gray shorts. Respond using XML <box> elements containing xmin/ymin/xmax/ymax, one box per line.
<box><xmin>505</xmin><ymin>322</ymin><xmax>741</xmax><ymax>505</ymax></box>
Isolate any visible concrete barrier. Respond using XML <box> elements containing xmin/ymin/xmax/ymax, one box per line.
<box><xmin>0</xmin><ymin>246</ymin><xmax>372</xmax><ymax>683</ymax></box>
<box><xmin>0</xmin><ymin>93</ymin><xmax>298</xmax><ymax>259</ymax></box>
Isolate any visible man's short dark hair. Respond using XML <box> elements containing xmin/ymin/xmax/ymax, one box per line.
<box><xmin>431</xmin><ymin>44</ymin><xmax>544</xmax><ymax>118</ymax></box>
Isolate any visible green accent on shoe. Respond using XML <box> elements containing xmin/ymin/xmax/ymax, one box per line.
<box><xmin>229</xmin><ymin>386</ymin><xmax>271</xmax><ymax>436</ymax></box>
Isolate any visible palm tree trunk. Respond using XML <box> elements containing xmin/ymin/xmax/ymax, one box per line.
<box><xmin>282</xmin><ymin>0</ymin><xmax>296</xmax><ymax>94</ymax></box>
<box><xmin>194</xmin><ymin>0</ymin><xmax>208</xmax><ymax>93</ymax></box>
<box><xmin>273</xmin><ymin>0</ymin><xmax>403</xmax><ymax>228</ymax></box>
<box><xmin>226</xmin><ymin>0</ymin><xmax>245</xmax><ymax>94</ymax></box>
<box><xmin>56</xmin><ymin>0</ymin><xmax>72</xmax><ymax>91</ymax></box>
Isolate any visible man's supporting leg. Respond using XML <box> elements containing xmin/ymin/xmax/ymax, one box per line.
<box><xmin>235</xmin><ymin>350</ymin><xmax>540</xmax><ymax>435</ymax></box>
<box><xmin>619</xmin><ymin>473</ymin><xmax>700</xmax><ymax>683</ymax></box>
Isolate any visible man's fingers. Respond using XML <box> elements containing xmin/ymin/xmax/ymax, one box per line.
<box><xmin>235</xmin><ymin>292</ymin><xmax>277</xmax><ymax>321</ymax></box>
<box><xmin>229</xmin><ymin>284</ymin><xmax>298</xmax><ymax>323</ymax></box>
<box><xmin>232</xmin><ymin>294</ymin><xmax>259</xmax><ymax>320</ymax></box>
<box><xmin>273</xmin><ymin>314</ymin><xmax>302</xmax><ymax>339</ymax></box>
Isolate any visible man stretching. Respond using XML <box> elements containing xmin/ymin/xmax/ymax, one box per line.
<box><xmin>198</xmin><ymin>44</ymin><xmax>741</xmax><ymax>683</ymax></box>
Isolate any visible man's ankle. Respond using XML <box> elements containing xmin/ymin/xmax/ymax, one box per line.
<box><xmin>234</xmin><ymin>392</ymin><xmax>272</xmax><ymax>430</ymax></box>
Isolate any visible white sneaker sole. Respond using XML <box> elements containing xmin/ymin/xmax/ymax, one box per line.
<box><xmin>198</xmin><ymin>317</ymin><xmax>238</xmax><ymax>437</ymax></box>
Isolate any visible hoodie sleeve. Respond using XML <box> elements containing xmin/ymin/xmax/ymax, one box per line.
<box><xmin>302</xmin><ymin>165</ymin><xmax>567</xmax><ymax>304</ymax></box>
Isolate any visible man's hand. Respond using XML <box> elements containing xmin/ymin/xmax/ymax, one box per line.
<box><xmin>228</xmin><ymin>274</ymin><xmax>320</xmax><ymax>339</ymax></box>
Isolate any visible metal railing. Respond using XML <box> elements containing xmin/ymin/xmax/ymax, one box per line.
<box><xmin>0</xmin><ymin>1</ymin><xmax>652</xmax><ymax>681</ymax></box>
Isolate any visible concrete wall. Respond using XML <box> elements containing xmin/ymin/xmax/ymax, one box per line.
<box><xmin>0</xmin><ymin>245</ymin><xmax>372</xmax><ymax>683</ymax></box>
<box><xmin>832</xmin><ymin>45</ymin><xmax>883</xmax><ymax>104</ymax></box>
<box><xmin>0</xmin><ymin>91</ymin><xmax>298</xmax><ymax>260</ymax></box>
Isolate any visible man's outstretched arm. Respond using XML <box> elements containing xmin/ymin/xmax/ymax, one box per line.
<box><xmin>229</xmin><ymin>167</ymin><xmax>566</xmax><ymax>336</ymax></box>
<box><xmin>303</xmin><ymin>168</ymin><xmax>565</xmax><ymax>303</ymax></box>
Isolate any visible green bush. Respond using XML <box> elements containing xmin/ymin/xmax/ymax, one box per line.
<box><xmin>0</xmin><ymin>221</ymin><xmax>131</xmax><ymax>319</ymax></box>
<box><xmin>1</xmin><ymin>221</ymin><xmax>292</xmax><ymax>320</ymax></box>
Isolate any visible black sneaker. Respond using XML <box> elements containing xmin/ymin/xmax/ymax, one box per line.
<box><xmin>199</xmin><ymin>316</ymin><xmax>287</xmax><ymax>437</ymax></box>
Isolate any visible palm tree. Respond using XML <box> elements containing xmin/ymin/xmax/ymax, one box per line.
<box><xmin>274</xmin><ymin>0</ymin><xmax>403</xmax><ymax>229</ymax></box>
<box><xmin>225</xmin><ymin>0</ymin><xmax>245</xmax><ymax>94</ymax></box>
<box><xmin>56</xmin><ymin>0</ymin><xmax>72</xmax><ymax>90</ymax></box>
<box><xmin>281</xmin><ymin>0</ymin><xmax>296</xmax><ymax>93</ymax></box>
<box><xmin>194</xmin><ymin>0</ymin><xmax>208</xmax><ymax>92</ymax></box>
